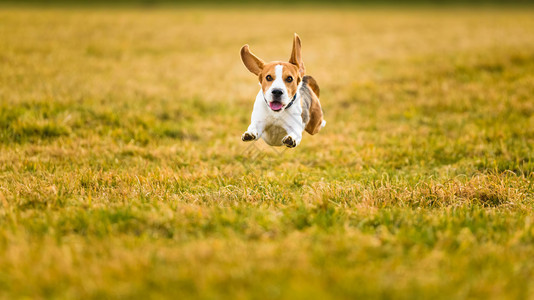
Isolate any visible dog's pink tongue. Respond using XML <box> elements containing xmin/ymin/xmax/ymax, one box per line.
<box><xmin>269</xmin><ymin>102</ymin><xmax>283</xmax><ymax>111</ymax></box>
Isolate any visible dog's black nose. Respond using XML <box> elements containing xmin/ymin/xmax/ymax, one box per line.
<box><xmin>272</xmin><ymin>89</ymin><xmax>283</xmax><ymax>96</ymax></box>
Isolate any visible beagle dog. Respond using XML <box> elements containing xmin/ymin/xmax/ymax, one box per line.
<box><xmin>240</xmin><ymin>33</ymin><xmax>325</xmax><ymax>148</ymax></box>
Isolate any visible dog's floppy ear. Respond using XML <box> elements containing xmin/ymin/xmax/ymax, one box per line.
<box><xmin>240</xmin><ymin>45</ymin><xmax>265</xmax><ymax>76</ymax></box>
<box><xmin>289</xmin><ymin>33</ymin><xmax>306</xmax><ymax>76</ymax></box>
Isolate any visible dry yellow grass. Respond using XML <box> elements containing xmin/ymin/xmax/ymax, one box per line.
<box><xmin>1</xmin><ymin>6</ymin><xmax>534</xmax><ymax>299</ymax></box>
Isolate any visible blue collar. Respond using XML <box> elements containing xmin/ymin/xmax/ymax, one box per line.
<box><xmin>285</xmin><ymin>93</ymin><xmax>297</xmax><ymax>110</ymax></box>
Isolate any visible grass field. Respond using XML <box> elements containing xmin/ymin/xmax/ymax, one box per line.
<box><xmin>1</xmin><ymin>6</ymin><xmax>534</xmax><ymax>299</ymax></box>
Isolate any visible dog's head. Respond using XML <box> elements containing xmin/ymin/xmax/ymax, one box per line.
<box><xmin>240</xmin><ymin>33</ymin><xmax>306</xmax><ymax>112</ymax></box>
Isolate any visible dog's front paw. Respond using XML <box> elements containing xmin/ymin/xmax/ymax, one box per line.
<box><xmin>242</xmin><ymin>131</ymin><xmax>257</xmax><ymax>142</ymax></box>
<box><xmin>282</xmin><ymin>135</ymin><xmax>297</xmax><ymax>148</ymax></box>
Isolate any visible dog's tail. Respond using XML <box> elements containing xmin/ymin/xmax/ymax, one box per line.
<box><xmin>303</xmin><ymin>75</ymin><xmax>320</xmax><ymax>97</ymax></box>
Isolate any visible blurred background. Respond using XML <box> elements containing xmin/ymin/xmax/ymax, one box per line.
<box><xmin>1</xmin><ymin>1</ymin><xmax>534</xmax><ymax>298</ymax></box>
<box><xmin>1</xmin><ymin>0</ymin><xmax>534</xmax><ymax>5</ymax></box>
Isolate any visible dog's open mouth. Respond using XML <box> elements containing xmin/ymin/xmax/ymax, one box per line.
<box><xmin>269</xmin><ymin>101</ymin><xmax>284</xmax><ymax>111</ymax></box>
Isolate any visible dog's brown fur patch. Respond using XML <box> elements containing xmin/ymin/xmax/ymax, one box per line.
<box><xmin>301</xmin><ymin>76</ymin><xmax>323</xmax><ymax>135</ymax></box>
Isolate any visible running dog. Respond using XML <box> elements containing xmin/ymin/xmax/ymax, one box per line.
<box><xmin>240</xmin><ymin>33</ymin><xmax>325</xmax><ymax>148</ymax></box>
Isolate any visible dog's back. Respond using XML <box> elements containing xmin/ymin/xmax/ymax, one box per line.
<box><xmin>303</xmin><ymin>75</ymin><xmax>320</xmax><ymax>97</ymax></box>
<box><xmin>300</xmin><ymin>76</ymin><xmax>325</xmax><ymax>135</ymax></box>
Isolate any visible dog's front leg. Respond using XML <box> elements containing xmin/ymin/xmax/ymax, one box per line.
<box><xmin>242</xmin><ymin>122</ymin><xmax>263</xmax><ymax>142</ymax></box>
<box><xmin>281</xmin><ymin>130</ymin><xmax>302</xmax><ymax>148</ymax></box>
<box><xmin>281</xmin><ymin>116</ymin><xmax>303</xmax><ymax>148</ymax></box>
<box><xmin>242</xmin><ymin>96</ymin><xmax>265</xmax><ymax>142</ymax></box>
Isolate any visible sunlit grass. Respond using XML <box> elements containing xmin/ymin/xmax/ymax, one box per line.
<box><xmin>1</xmin><ymin>6</ymin><xmax>534</xmax><ymax>299</ymax></box>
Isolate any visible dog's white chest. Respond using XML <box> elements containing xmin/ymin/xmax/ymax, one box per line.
<box><xmin>254</xmin><ymin>91</ymin><xmax>304</xmax><ymax>146</ymax></box>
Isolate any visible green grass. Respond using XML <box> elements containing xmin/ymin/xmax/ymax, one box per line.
<box><xmin>1</xmin><ymin>6</ymin><xmax>534</xmax><ymax>299</ymax></box>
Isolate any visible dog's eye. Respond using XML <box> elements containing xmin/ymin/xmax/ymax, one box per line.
<box><xmin>286</xmin><ymin>76</ymin><xmax>293</xmax><ymax>82</ymax></box>
<box><xmin>266</xmin><ymin>75</ymin><xmax>273</xmax><ymax>81</ymax></box>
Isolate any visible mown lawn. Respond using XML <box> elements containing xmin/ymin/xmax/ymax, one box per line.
<box><xmin>1</xmin><ymin>6</ymin><xmax>534</xmax><ymax>299</ymax></box>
